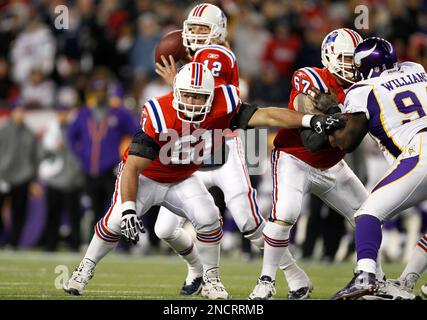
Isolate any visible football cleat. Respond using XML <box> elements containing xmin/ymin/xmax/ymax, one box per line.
<box><xmin>331</xmin><ymin>271</ymin><xmax>379</xmax><ymax>300</ymax></box>
<box><xmin>397</xmin><ymin>272</ymin><xmax>420</xmax><ymax>292</ymax></box>
<box><xmin>180</xmin><ymin>276</ymin><xmax>203</xmax><ymax>296</ymax></box>
<box><xmin>287</xmin><ymin>284</ymin><xmax>313</xmax><ymax>300</ymax></box>
<box><xmin>201</xmin><ymin>268</ymin><xmax>229</xmax><ymax>300</ymax></box>
<box><xmin>249</xmin><ymin>275</ymin><xmax>276</xmax><ymax>300</ymax></box>
<box><xmin>361</xmin><ymin>279</ymin><xmax>422</xmax><ymax>300</ymax></box>
<box><xmin>63</xmin><ymin>258</ymin><xmax>96</xmax><ymax>296</ymax></box>
<box><xmin>421</xmin><ymin>283</ymin><xmax>427</xmax><ymax>298</ymax></box>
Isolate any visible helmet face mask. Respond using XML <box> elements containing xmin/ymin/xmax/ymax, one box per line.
<box><xmin>173</xmin><ymin>62</ymin><xmax>215</xmax><ymax>124</ymax></box>
<box><xmin>183</xmin><ymin>21</ymin><xmax>215</xmax><ymax>50</ymax></box>
<box><xmin>173</xmin><ymin>90</ymin><xmax>211</xmax><ymax>123</ymax></box>
<box><xmin>321</xmin><ymin>28</ymin><xmax>363</xmax><ymax>84</ymax></box>
<box><xmin>334</xmin><ymin>53</ymin><xmax>356</xmax><ymax>83</ymax></box>
<box><xmin>182</xmin><ymin>3</ymin><xmax>227</xmax><ymax>52</ymax></box>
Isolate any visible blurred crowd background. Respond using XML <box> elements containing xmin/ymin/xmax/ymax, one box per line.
<box><xmin>0</xmin><ymin>0</ymin><xmax>426</xmax><ymax>264</ymax></box>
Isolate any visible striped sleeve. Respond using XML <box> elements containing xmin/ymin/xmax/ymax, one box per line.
<box><xmin>221</xmin><ymin>85</ymin><xmax>240</xmax><ymax>114</ymax></box>
<box><xmin>295</xmin><ymin>67</ymin><xmax>329</xmax><ymax>93</ymax></box>
<box><xmin>143</xmin><ymin>98</ymin><xmax>168</xmax><ymax>134</ymax></box>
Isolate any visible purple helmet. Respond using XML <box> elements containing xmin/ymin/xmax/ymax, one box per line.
<box><xmin>353</xmin><ymin>37</ymin><xmax>398</xmax><ymax>81</ymax></box>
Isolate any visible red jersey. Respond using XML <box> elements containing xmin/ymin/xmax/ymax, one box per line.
<box><xmin>123</xmin><ymin>84</ymin><xmax>241</xmax><ymax>183</ymax></box>
<box><xmin>274</xmin><ymin>67</ymin><xmax>346</xmax><ymax>169</ymax></box>
<box><xmin>193</xmin><ymin>45</ymin><xmax>239</xmax><ymax>87</ymax></box>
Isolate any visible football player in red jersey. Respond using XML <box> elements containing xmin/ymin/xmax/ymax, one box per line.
<box><xmin>155</xmin><ymin>3</ymin><xmax>314</xmax><ymax>298</ymax></box>
<box><xmin>248</xmin><ymin>28</ymin><xmax>377</xmax><ymax>300</ymax></box>
<box><xmin>155</xmin><ymin>3</ymin><xmax>254</xmax><ymax>298</ymax></box>
<box><xmin>63</xmin><ymin>61</ymin><xmax>341</xmax><ymax>299</ymax></box>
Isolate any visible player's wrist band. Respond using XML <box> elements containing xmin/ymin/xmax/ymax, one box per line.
<box><xmin>122</xmin><ymin>201</ymin><xmax>136</xmax><ymax>213</ymax></box>
<box><xmin>302</xmin><ymin>114</ymin><xmax>314</xmax><ymax>128</ymax></box>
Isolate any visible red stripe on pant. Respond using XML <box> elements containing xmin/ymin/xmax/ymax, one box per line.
<box><xmin>272</xmin><ymin>150</ymin><xmax>280</xmax><ymax>220</ymax></box>
<box><xmin>104</xmin><ymin>163</ymin><xmax>124</xmax><ymax>225</ymax></box>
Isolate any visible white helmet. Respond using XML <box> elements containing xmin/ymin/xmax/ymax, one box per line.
<box><xmin>182</xmin><ymin>3</ymin><xmax>227</xmax><ymax>52</ymax></box>
<box><xmin>173</xmin><ymin>62</ymin><xmax>215</xmax><ymax>124</ymax></box>
<box><xmin>321</xmin><ymin>28</ymin><xmax>363</xmax><ymax>84</ymax></box>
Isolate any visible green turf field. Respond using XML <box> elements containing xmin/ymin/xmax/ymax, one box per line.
<box><xmin>0</xmin><ymin>250</ymin><xmax>425</xmax><ymax>300</ymax></box>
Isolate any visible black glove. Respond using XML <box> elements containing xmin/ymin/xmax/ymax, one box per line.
<box><xmin>120</xmin><ymin>209</ymin><xmax>145</xmax><ymax>245</ymax></box>
<box><xmin>300</xmin><ymin>128</ymin><xmax>330</xmax><ymax>152</ymax></box>
<box><xmin>307</xmin><ymin>87</ymin><xmax>341</xmax><ymax>114</ymax></box>
<box><xmin>310</xmin><ymin>113</ymin><xmax>346</xmax><ymax>135</ymax></box>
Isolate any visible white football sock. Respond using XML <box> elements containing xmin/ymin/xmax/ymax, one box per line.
<box><xmin>261</xmin><ymin>221</ymin><xmax>289</xmax><ymax>280</ymax></box>
<box><xmin>356</xmin><ymin>258</ymin><xmax>377</xmax><ymax>274</ymax></box>
<box><xmin>197</xmin><ymin>240</ymin><xmax>221</xmax><ymax>274</ymax></box>
<box><xmin>162</xmin><ymin>228</ymin><xmax>203</xmax><ymax>284</ymax></box>
<box><xmin>399</xmin><ymin>235</ymin><xmax>427</xmax><ymax>281</ymax></box>
<box><xmin>275</xmin><ymin>224</ymin><xmax>311</xmax><ymax>290</ymax></box>
<box><xmin>196</xmin><ymin>228</ymin><xmax>222</xmax><ymax>274</ymax></box>
<box><xmin>243</xmin><ymin>220</ymin><xmax>265</xmax><ymax>249</ymax></box>
<box><xmin>281</xmin><ymin>260</ymin><xmax>311</xmax><ymax>291</ymax></box>
<box><xmin>84</xmin><ymin>234</ymin><xmax>117</xmax><ymax>264</ymax></box>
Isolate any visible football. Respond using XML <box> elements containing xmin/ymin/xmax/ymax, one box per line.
<box><xmin>155</xmin><ymin>29</ymin><xmax>188</xmax><ymax>65</ymax></box>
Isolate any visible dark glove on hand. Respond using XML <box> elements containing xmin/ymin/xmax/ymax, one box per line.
<box><xmin>307</xmin><ymin>87</ymin><xmax>340</xmax><ymax>114</ymax></box>
<box><xmin>310</xmin><ymin>113</ymin><xmax>346</xmax><ymax>135</ymax></box>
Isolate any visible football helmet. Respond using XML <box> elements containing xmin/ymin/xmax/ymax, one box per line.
<box><xmin>173</xmin><ymin>62</ymin><xmax>215</xmax><ymax>124</ymax></box>
<box><xmin>353</xmin><ymin>37</ymin><xmax>398</xmax><ymax>81</ymax></box>
<box><xmin>182</xmin><ymin>3</ymin><xmax>227</xmax><ymax>52</ymax></box>
<box><xmin>321</xmin><ymin>28</ymin><xmax>363</xmax><ymax>84</ymax></box>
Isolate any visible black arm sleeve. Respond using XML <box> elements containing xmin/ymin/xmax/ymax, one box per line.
<box><xmin>229</xmin><ymin>102</ymin><xmax>258</xmax><ymax>130</ymax></box>
<box><xmin>325</xmin><ymin>106</ymin><xmax>342</xmax><ymax>115</ymax></box>
<box><xmin>128</xmin><ymin>130</ymin><xmax>160</xmax><ymax>160</ymax></box>
<box><xmin>300</xmin><ymin>128</ymin><xmax>331</xmax><ymax>153</ymax></box>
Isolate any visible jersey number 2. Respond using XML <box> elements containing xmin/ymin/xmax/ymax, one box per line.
<box><xmin>203</xmin><ymin>60</ymin><xmax>222</xmax><ymax>77</ymax></box>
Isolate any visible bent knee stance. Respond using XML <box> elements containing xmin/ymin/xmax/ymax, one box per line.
<box><xmin>154</xmin><ymin>221</ymin><xmax>181</xmax><ymax>241</ymax></box>
<box><xmin>242</xmin><ymin>220</ymin><xmax>265</xmax><ymax>249</ymax></box>
<box><xmin>95</xmin><ymin>218</ymin><xmax>121</xmax><ymax>243</ymax></box>
<box><xmin>263</xmin><ymin>220</ymin><xmax>290</xmax><ymax>248</ymax></box>
<box><xmin>226</xmin><ymin>191</ymin><xmax>263</xmax><ymax>233</ymax></box>
<box><xmin>196</xmin><ymin>220</ymin><xmax>223</xmax><ymax>244</ymax></box>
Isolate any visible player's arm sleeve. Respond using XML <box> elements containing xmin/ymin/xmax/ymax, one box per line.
<box><xmin>129</xmin><ymin>104</ymin><xmax>160</xmax><ymax>160</ymax></box>
<box><xmin>128</xmin><ymin>129</ymin><xmax>160</xmax><ymax>160</ymax></box>
<box><xmin>229</xmin><ymin>102</ymin><xmax>258</xmax><ymax>130</ymax></box>
<box><xmin>300</xmin><ymin>128</ymin><xmax>331</xmax><ymax>152</ymax></box>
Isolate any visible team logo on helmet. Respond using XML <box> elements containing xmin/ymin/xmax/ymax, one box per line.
<box><xmin>325</xmin><ymin>31</ymin><xmax>339</xmax><ymax>45</ymax></box>
<box><xmin>354</xmin><ymin>43</ymin><xmax>377</xmax><ymax>67</ymax></box>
